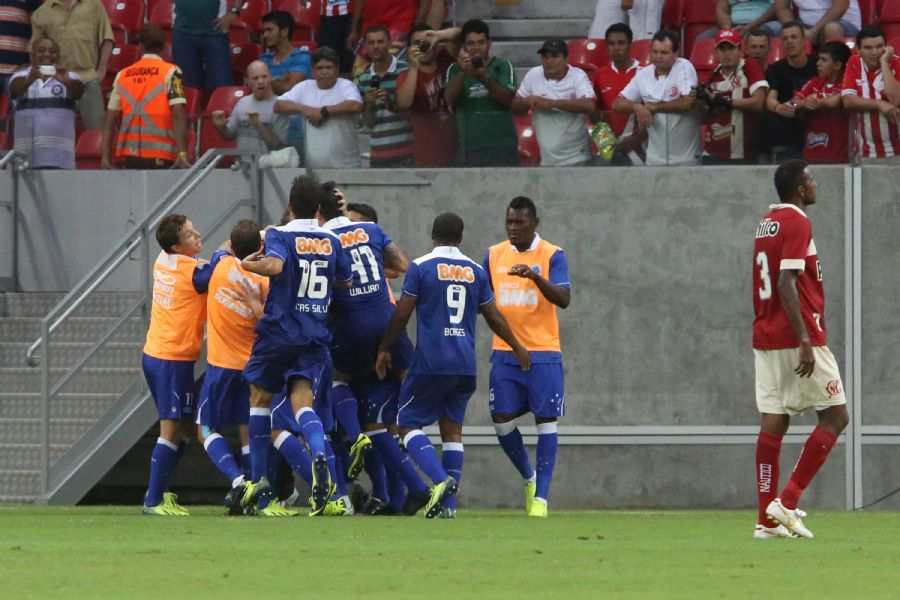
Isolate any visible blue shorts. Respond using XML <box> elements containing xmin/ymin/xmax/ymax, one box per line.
<box><xmin>142</xmin><ymin>354</ymin><xmax>196</xmax><ymax>421</ymax></box>
<box><xmin>489</xmin><ymin>362</ymin><xmax>566</xmax><ymax>419</ymax></box>
<box><xmin>270</xmin><ymin>357</ymin><xmax>334</xmax><ymax>433</ymax></box>
<box><xmin>331</xmin><ymin>304</ymin><xmax>414</xmax><ymax>376</ymax></box>
<box><xmin>396</xmin><ymin>374</ymin><xmax>476</xmax><ymax>429</ymax></box>
<box><xmin>244</xmin><ymin>336</ymin><xmax>329</xmax><ymax>394</ymax></box>
<box><xmin>356</xmin><ymin>375</ymin><xmax>401</xmax><ymax>425</ymax></box>
<box><xmin>195</xmin><ymin>365</ymin><xmax>250</xmax><ymax>431</ymax></box>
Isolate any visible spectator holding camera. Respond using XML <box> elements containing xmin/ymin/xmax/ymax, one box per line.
<box><xmin>212</xmin><ymin>61</ymin><xmax>288</xmax><ymax>154</ymax></box>
<box><xmin>9</xmin><ymin>37</ymin><xmax>83</xmax><ymax>169</ymax></box>
<box><xmin>697</xmin><ymin>28</ymin><xmax>768</xmax><ymax>164</ymax></box>
<box><xmin>275</xmin><ymin>47</ymin><xmax>364</xmax><ymax>168</ymax></box>
<box><xmin>358</xmin><ymin>25</ymin><xmax>414</xmax><ymax>167</ymax></box>
<box><xmin>512</xmin><ymin>39</ymin><xmax>596</xmax><ymax>167</ymax></box>
<box><xmin>792</xmin><ymin>40</ymin><xmax>850</xmax><ymax>163</ymax></box>
<box><xmin>396</xmin><ymin>24</ymin><xmax>460</xmax><ymax>166</ymax></box>
<box><xmin>444</xmin><ymin>19</ymin><xmax>518</xmax><ymax>167</ymax></box>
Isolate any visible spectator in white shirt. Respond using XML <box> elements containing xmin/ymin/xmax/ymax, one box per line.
<box><xmin>589</xmin><ymin>0</ymin><xmax>662</xmax><ymax>41</ymax></box>
<box><xmin>774</xmin><ymin>0</ymin><xmax>861</xmax><ymax>42</ymax></box>
<box><xmin>512</xmin><ymin>39</ymin><xmax>596</xmax><ymax>166</ymax></box>
<box><xmin>274</xmin><ymin>47</ymin><xmax>364</xmax><ymax>168</ymax></box>
<box><xmin>612</xmin><ymin>30</ymin><xmax>701</xmax><ymax>165</ymax></box>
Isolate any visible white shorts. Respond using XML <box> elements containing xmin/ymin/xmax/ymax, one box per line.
<box><xmin>754</xmin><ymin>346</ymin><xmax>846</xmax><ymax>416</ymax></box>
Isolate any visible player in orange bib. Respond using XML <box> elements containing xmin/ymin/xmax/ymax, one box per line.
<box><xmin>484</xmin><ymin>196</ymin><xmax>571</xmax><ymax>518</ymax></box>
<box><xmin>142</xmin><ymin>213</ymin><xmax>221</xmax><ymax>516</ymax></box>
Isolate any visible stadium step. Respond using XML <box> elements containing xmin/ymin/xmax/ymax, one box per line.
<box><xmin>458</xmin><ymin>0</ymin><xmax>594</xmax><ymax>21</ymax></box>
<box><xmin>0</xmin><ymin>393</ymin><xmax>122</xmax><ymax>419</ymax></box>
<box><xmin>0</xmin><ymin>316</ymin><xmax>145</xmax><ymax>344</ymax></box>
<box><xmin>1</xmin><ymin>367</ymin><xmax>141</xmax><ymax>394</ymax></box>
<box><xmin>484</xmin><ymin>18</ymin><xmax>592</xmax><ymax>39</ymax></box>
<box><xmin>0</xmin><ymin>342</ymin><xmax>142</xmax><ymax>369</ymax></box>
<box><xmin>0</xmin><ymin>292</ymin><xmax>142</xmax><ymax>318</ymax></box>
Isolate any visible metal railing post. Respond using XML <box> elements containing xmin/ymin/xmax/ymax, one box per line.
<box><xmin>40</xmin><ymin>317</ymin><xmax>50</xmax><ymax>499</ymax></box>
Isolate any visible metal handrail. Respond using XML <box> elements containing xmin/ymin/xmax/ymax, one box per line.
<box><xmin>0</xmin><ymin>149</ymin><xmax>24</xmax><ymax>170</ymax></box>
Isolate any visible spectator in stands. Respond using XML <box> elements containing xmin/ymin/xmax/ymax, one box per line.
<box><xmin>8</xmin><ymin>37</ymin><xmax>83</xmax><ymax>169</ymax></box>
<box><xmin>274</xmin><ymin>47</ymin><xmax>364</xmax><ymax>168</ymax></box>
<box><xmin>512</xmin><ymin>39</ymin><xmax>596</xmax><ymax>167</ymax></box>
<box><xmin>0</xmin><ymin>0</ymin><xmax>42</xmax><ymax>102</ymax></box>
<box><xmin>613</xmin><ymin>30</ymin><xmax>701</xmax><ymax>165</ymax></box>
<box><xmin>746</xmin><ymin>28</ymin><xmax>772</xmax><ymax>72</ymax></box>
<box><xmin>349</xmin><ymin>0</ymin><xmax>427</xmax><ymax>56</ymax></box>
<box><xmin>319</xmin><ymin>0</ymin><xmax>356</xmax><ymax>75</ymax></box>
<box><xmin>358</xmin><ymin>26</ymin><xmax>414</xmax><ymax>167</ymax></box>
<box><xmin>30</xmin><ymin>0</ymin><xmax>113</xmax><ymax>130</ymax></box>
<box><xmin>589</xmin><ymin>1</ymin><xmax>662</xmax><ymax>41</ymax></box>
<box><xmin>212</xmin><ymin>61</ymin><xmax>288</xmax><ymax>155</ymax></box>
<box><xmin>773</xmin><ymin>0</ymin><xmax>861</xmax><ymax>42</ymax></box>
<box><xmin>101</xmin><ymin>25</ymin><xmax>189</xmax><ymax>170</ymax></box>
<box><xmin>172</xmin><ymin>0</ymin><xmax>243</xmax><ymax>92</ymax></box>
<box><xmin>698</xmin><ymin>1</ymin><xmax>780</xmax><ymax>41</ymax></box>
<box><xmin>763</xmin><ymin>21</ymin><xmax>817</xmax><ymax>162</ymax></box>
<box><xmin>841</xmin><ymin>25</ymin><xmax>900</xmax><ymax>163</ymax></box>
<box><xmin>260</xmin><ymin>11</ymin><xmax>311</xmax><ymax>95</ymax></box>
<box><xmin>396</xmin><ymin>24</ymin><xmax>460</xmax><ymax>166</ymax></box>
<box><xmin>594</xmin><ymin>22</ymin><xmax>646</xmax><ymax>165</ymax></box>
<box><xmin>792</xmin><ymin>40</ymin><xmax>850</xmax><ymax>163</ymax></box>
<box><xmin>697</xmin><ymin>28</ymin><xmax>768</xmax><ymax>164</ymax></box>
<box><xmin>445</xmin><ymin>19</ymin><xmax>518</xmax><ymax>167</ymax></box>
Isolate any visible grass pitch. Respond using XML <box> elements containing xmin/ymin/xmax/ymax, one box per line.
<box><xmin>1</xmin><ymin>506</ymin><xmax>898</xmax><ymax>599</ymax></box>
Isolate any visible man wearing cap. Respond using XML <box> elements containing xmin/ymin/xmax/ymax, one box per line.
<box><xmin>511</xmin><ymin>39</ymin><xmax>596</xmax><ymax>167</ymax></box>
<box><xmin>697</xmin><ymin>28</ymin><xmax>768</xmax><ymax>164</ymax></box>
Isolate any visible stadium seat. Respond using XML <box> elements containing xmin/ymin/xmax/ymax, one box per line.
<box><xmin>682</xmin><ymin>0</ymin><xmax>717</xmax><ymax>58</ymax></box>
<box><xmin>631</xmin><ymin>39</ymin><xmax>652</xmax><ymax>64</ymax></box>
<box><xmin>234</xmin><ymin>0</ymin><xmax>268</xmax><ymax>35</ymax></box>
<box><xmin>292</xmin><ymin>40</ymin><xmax>318</xmax><ymax>52</ymax></box>
<box><xmin>231</xmin><ymin>43</ymin><xmax>262</xmax><ymax>85</ymax></box>
<box><xmin>858</xmin><ymin>0</ymin><xmax>877</xmax><ymax>25</ymax></box>
<box><xmin>106</xmin><ymin>0</ymin><xmax>145</xmax><ymax>42</ymax></box>
<box><xmin>75</xmin><ymin>130</ymin><xmax>110</xmax><ymax>169</ymax></box>
<box><xmin>890</xmin><ymin>38</ymin><xmax>900</xmax><ymax>53</ymax></box>
<box><xmin>689</xmin><ymin>38</ymin><xmax>718</xmax><ymax>82</ymax></box>
<box><xmin>661</xmin><ymin>0</ymin><xmax>683</xmax><ymax>30</ymax></box>
<box><xmin>200</xmin><ymin>86</ymin><xmax>248</xmax><ymax>159</ymax></box>
<box><xmin>184</xmin><ymin>86</ymin><xmax>202</xmax><ymax>119</ymax></box>
<box><xmin>103</xmin><ymin>44</ymin><xmax>141</xmax><ymax>94</ymax></box>
<box><xmin>273</xmin><ymin>0</ymin><xmax>321</xmax><ymax>40</ymax></box>
<box><xmin>567</xmin><ymin>39</ymin><xmax>609</xmax><ymax>70</ymax></box>
<box><xmin>149</xmin><ymin>0</ymin><xmax>174</xmax><ymax>30</ymax></box>
<box><xmin>883</xmin><ymin>23</ymin><xmax>900</xmax><ymax>41</ymax></box>
<box><xmin>514</xmin><ymin>113</ymin><xmax>540</xmax><ymax>167</ymax></box>
<box><xmin>879</xmin><ymin>0</ymin><xmax>900</xmax><ymax>23</ymax></box>
<box><xmin>824</xmin><ymin>36</ymin><xmax>857</xmax><ymax>50</ymax></box>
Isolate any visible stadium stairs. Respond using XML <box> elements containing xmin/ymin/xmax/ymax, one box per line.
<box><xmin>459</xmin><ymin>0</ymin><xmax>595</xmax><ymax>83</ymax></box>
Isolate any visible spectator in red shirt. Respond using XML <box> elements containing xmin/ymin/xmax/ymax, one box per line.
<box><xmin>745</xmin><ymin>28</ymin><xmax>771</xmax><ymax>73</ymax></box>
<box><xmin>841</xmin><ymin>25</ymin><xmax>900</xmax><ymax>162</ymax></box>
<box><xmin>792</xmin><ymin>40</ymin><xmax>850</xmax><ymax>163</ymax></box>
<box><xmin>349</xmin><ymin>0</ymin><xmax>428</xmax><ymax>66</ymax></box>
<box><xmin>698</xmin><ymin>28</ymin><xmax>768</xmax><ymax>164</ymax></box>
<box><xmin>593</xmin><ymin>23</ymin><xmax>645</xmax><ymax>165</ymax></box>
<box><xmin>396</xmin><ymin>24</ymin><xmax>460</xmax><ymax>166</ymax></box>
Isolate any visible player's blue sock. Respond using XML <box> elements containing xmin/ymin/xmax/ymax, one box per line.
<box><xmin>535</xmin><ymin>422</ymin><xmax>558</xmax><ymax>503</ymax></box>
<box><xmin>402</xmin><ymin>430</ymin><xmax>448</xmax><ymax>485</ymax></box>
<box><xmin>240</xmin><ymin>445</ymin><xmax>251</xmax><ymax>479</ymax></box>
<box><xmin>331</xmin><ymin>382</ymin><xmax>362</xmax><ymax>440</ymax></box>
<box><xmin>494</xmin><ymin>421</ymin><xmax>535</xmax><ymax>480</ymax></box>
<box><xmin>248</xmin><ymin>407</ymin><xmax>271</xmax><ymax>483</ymax></box>
<box><xmin>146</xmin><ymin>437</ymin><xmax>179</xmax><ymax>507</ymax></box>
<box><xmin>273</xmin><ymin>431</ymin><xmax>312</xmax><ymax>485</ymax></box>
<box><xmin>386</xmin><ymin>465</ymin><xmax>407</xmax><ymax>513</ymax></box>
<box><xmin>363</xmin><ymin>446</ymin><xmax>389</xmax><ymax>503</ymax></box>
<box><xmin>296</xmin><ymin>407</ymin><xmax>326</xmax><ymax>457</ymax></box>
<box><xmin>325</xmin><ymin>437</ymin><xmax>348</xmax><ymax>498</ymax></box>
<box><xmin>333</xmin><ymin>439</ymin><xmax>352</xmax><ymax>481</ymax></box>
<box><xmin>370</xmin><ymin>429</ymin><xmax>429</xmax><ymax>496</ymax></box>
<box><xmin>441</xmin><ymin>442</ymin><xmax>464</xmax><ymax>510</ymax></box>
<box><xmin>203</xmin><ymin>433</ymin><xmax>243</xmax><ymax>487</ymax></box>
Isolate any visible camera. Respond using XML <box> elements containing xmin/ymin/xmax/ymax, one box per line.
<box><xmin>418</xmin><ymin>40</ymin><xmax>431</xmax><ymax>53</ymax></box>
<box><xmin>39</xmin><ymin>65</ymin><xmax>56</xmax><ymax>77</ymax></box>
<box><xmin>369</xmin><ymin>75</ymin><xmax>381</xmax><ymax>90</ymax></box>
<box><xmin>470</xmin><ymin>55</ymin><xmax>485</xmax><ymax>69</ymax></box>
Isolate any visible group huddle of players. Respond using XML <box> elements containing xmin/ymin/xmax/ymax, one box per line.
<box><xmin>139</xmin><ymin>175</ymin><xmax>572</xmax><ymax>518</ymax></box>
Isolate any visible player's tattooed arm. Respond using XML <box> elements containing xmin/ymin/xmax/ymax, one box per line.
<box><xmin>509</xmin><ymin>264</ymin><xmax>571</xmax><ymax>308</ymax></box>
<box><xmin>375</xmin><ymin>295</ymin><xmax>417</xmax><ymax>379</ymax></box>
<box><xmin>480</xmin><ymin>300</ymin><xmax>531</xmax><ymax>371</ymax></box>
<box><xmin>383</xmin><ymin>243</ymin><xmax>410</xmax><ymax>275</ymax></box>
<box><xmin>777</xmin><ymin>269</ymin><xmax>815</xmax><ymax>378</ymax></box>
<box><xmin>241</xmin><ymin>251</ymin><xmax>283</xmax><ymax>276</ymax></box>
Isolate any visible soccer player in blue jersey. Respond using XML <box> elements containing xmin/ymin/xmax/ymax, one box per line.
<box><xmin>237</xmin><ymin>175</ymin><xmax>352</xmax><ymax>516</ymax></box>
<box><xmin>375</xmin><ymin>212</ymin><xmax>531</xmax><ymax>518</ymax></box>
<box><xmin>319</xmin><ymin>189</ymin><xmax>433</xmax><ymax>515</ymax></box>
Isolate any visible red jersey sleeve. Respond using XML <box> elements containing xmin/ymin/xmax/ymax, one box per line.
<box><xmin>841</xmin><ymin>55</ymin><xmax>861</xmax><ymax>96</ymax></box>
<box><xmin>779</xmin><ymin>216</ymin><xmax>812</xmax><ymax>272</ymax></box>
<box><xmin>795</xmin><ymin>77</ymin><xmax>817</xmax><ymax>100</ymax></box>
<box><xmin>744</xmin><ymin>59</ymin><xmax>767</xmax><ymax>91</ymax></box>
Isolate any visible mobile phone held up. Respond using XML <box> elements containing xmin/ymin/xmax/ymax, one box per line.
<box><xmin>470</xmin><ymin>55</ymin><xmax>485</xmax><ymax>69</ymax></box>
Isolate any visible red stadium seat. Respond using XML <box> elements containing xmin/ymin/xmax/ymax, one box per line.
<box><xmin>879</xmin><ymin>0</ymin><xmax>900</xmax><ymax>23</ymax></box>
<box><xmin>231</xmin><ymin>43</ymin><xmax>262</xmax><ymax>84</ymax></box>
<box><xmin>292</xmin><ymin>40</ymin><xmax>318</xmax><ymax>52</ymax></box>
<box><xmin>682</xmin><ymin>0</ymin><xmax>717</xmax><ymax>58</ymax></box>
<box><xmin>858</xmin><ymin>0</ymin><xmax>877</xmax><ymax>25</ymax></box>
<box><xmin>631</xmin><ymin>39</ymin><xmax>652</xmax><ymax>64</ymax></box>
<box><xmin>102</xmin><ymin>44</ymin><xmax>142</xmax><ymax>94</ymax></box>
<box><xmin>823</xmin><ymin>36</ymin><xmax>857</xmax><ymax>51</ymax></box>
<box><xmin>75</xmin><ymin>130</ymin><xmax>111</xmax><ymax>169</ymax></box>
<box><xmin>883</xmin><ymin>23</ymin><xmax>900</xmax><ymax>41</ymax></box>
<box><xmin>200</xmin><ymin>86</ymin><xmax>248</xmax><ymax>158</ymax></box>
<box><xmin>890</xmin><ymin>38</ymin><xmax>900</xmax><ymax>51</ymax></box>
<box><xmin>514</xmin><ymin>113</ymin><xmax>540</xmax><ymax>167</ymax></box>
<box><xmin>273</xmin><ymin>0</ymin><xmax>321</xmax><ymax>40</ymax></box>
<box><xmin>234</xmin><ymin>0</ymin><xmax>269</xmax><ymax>34</ymax></box>
<box><xmin>567</xmin><ymin>39</ymin><xmax>609</xmax><ymax>69</ymax></box>
<box><xmin>149</xmin><ymin>0</ymin><xmax>174</xmax><ymax>30</ymax></box>
<box><xmin>184</xmin><ymin>86</ymin><xmax>202</xmax><ymax>119</ymax></box>
<box><xmin>106</xmin><ymin>0</ymin><xmax>145</xmax><ymax>41</ymax></box>
<box><xmin>661</xmin><ymin>0</ymin><xmax>683</xmax><ymax>30</ymax></box>
<box><xmin>689</xmin><ymin>38</ymin><xmax>718</xmax><ymax>82</ymax></box>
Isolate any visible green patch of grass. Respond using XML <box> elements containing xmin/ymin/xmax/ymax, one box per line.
<box><xmin>0</xmin><ymin>507</ymin><xmax>898</xmax><ymax>599</ymax></box>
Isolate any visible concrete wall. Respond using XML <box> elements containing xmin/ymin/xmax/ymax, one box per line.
<box><xmin>3</xmin><ymin>164</ymin><xmax>898</xmax><ymax>509</ymax></box>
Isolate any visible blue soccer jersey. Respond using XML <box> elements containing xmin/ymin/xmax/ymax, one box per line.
<box><xmin>323</xmin><ymin>216</ymin><xmax>393</xmax><ymax>312</ymax></box>
<box><xmin>255</xmin><ymin>218</ymin><xmax>352</xmax><ymax>348</ymax></box>
<box><xmin>402</xmin><ymin>246</ymin><xmax>494</xmax><ymax>376</ymax></box>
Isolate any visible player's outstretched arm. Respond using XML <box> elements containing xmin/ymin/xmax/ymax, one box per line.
<box><xmin>383</xmin><ymin>243</ymin><xmax>410</xmax><ymax>275</ymax></box>
<box><xmin>241</xmin><ymin>251</ymin><xmax>284</xmax><ymax>276</ymax></box>
<box><xmin>777</xmin><ymin>269</ymin><xmax>815</xmax><ymax>378</ymax></box>
<box><xmin>480</xmin><ymin>300</ymin><xmax>531</xmax><ymax>372</ymax></box>
<box><xmin>375</xmin><ymin>295</ymin><xmax>417</xmax><ymax>379</ymax></box>
<box><xmin>509</xmin><ymin>264</ymin><xmax>570</xmax><ymax>308</ymax></box>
